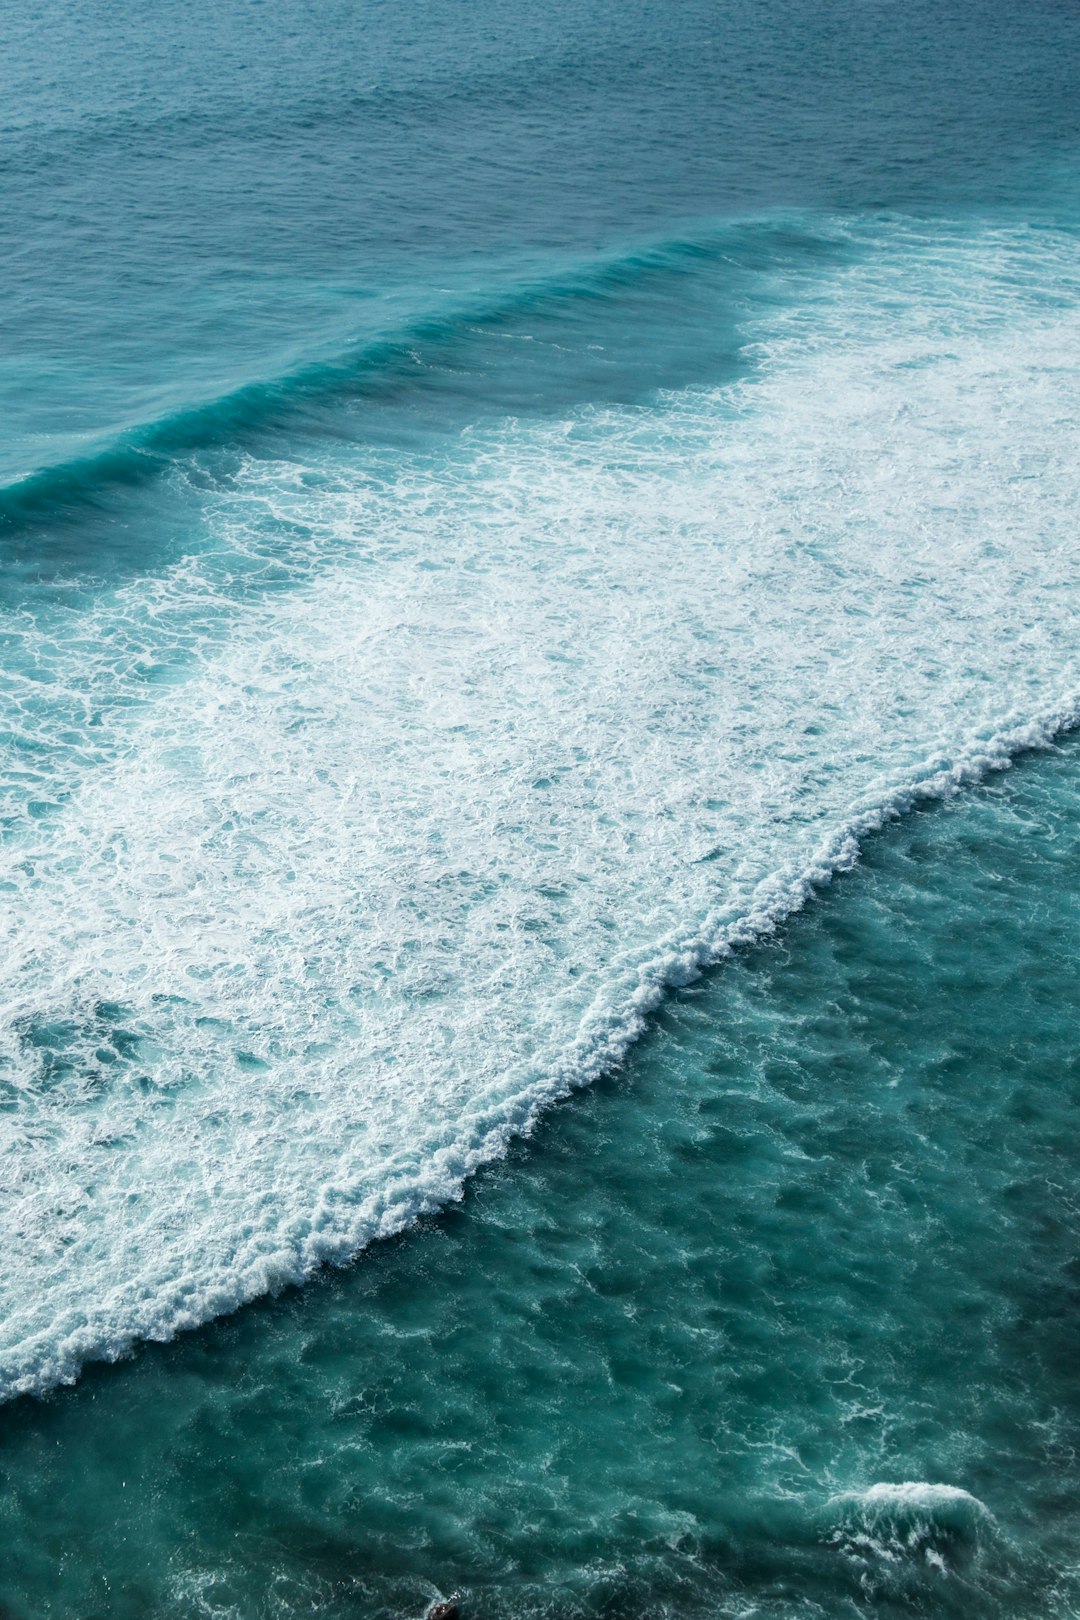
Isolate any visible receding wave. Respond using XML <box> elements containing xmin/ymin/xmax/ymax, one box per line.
<box><xmin>2</xmin><ymin>212</ymin><xmax>1079</xmax><ymax>1400</ymax></box>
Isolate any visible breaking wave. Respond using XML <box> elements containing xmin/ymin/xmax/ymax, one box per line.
<box><xmin>0</xmin><ymin>219</ymin><xmax>837</xmax><ymax>529</ymax></box>
<box><xmin>2</xmin><ymin>211</ymin><xmax>1080</xmax><ymax>1400</ymax></box>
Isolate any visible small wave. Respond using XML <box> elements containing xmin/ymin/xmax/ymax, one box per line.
<box><xmin>0</xmin><ymin>217</ymin><xmax>841</xmax><ymax>531</ymax></box>
<box><xmin>824</xmin><ymin>1481</ymin><xmax>995</xmax><ymax>1578</ymax></box>
<box><xmin>829</xmin><ymin>1481</ymin><xmax>990</xmax><ymax>1517</ymax></box>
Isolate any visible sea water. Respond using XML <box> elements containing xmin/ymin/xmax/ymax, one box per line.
<box><xmin>2</xmin><ymin>0</ymin><xmax>1080</xmax><ymax>1614</ymax></box>
<box><xmin>5</xmin><ymin>729</ymin><xmax>1080</xmax><ymax>1619</ymax></box>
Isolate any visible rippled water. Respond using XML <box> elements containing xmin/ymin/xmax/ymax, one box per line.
<box><xmin>2</xmin><ymin>0</ymin><xmax>1080</xmax><ymax>1613</ymax></box>
<box><xmin>5</xmin><ymin>742</ymin><xmax>1080</xmax><ymax>1618</ymax></box>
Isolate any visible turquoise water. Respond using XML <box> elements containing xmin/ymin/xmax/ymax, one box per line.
<box><xmin>4</xmin><ymin>742</ymin><xmax>1080</xmax><ymax>1618</ymax></box>
<box><xmin>4</xmin><ymin>0</ymin><xmax>1080</xmax><ymax>1613</ymax></box>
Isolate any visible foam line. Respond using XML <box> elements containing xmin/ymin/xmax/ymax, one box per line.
<box><xmin>3</xmin><ymin>705</ymin><xmax>1077</xmax><ymax>1406</ymax></box>
<box><xmin>2</xmin><ymin>211</ymin><xmax>1080</xmax><ymax>1400</ymax></box>
<box><xmin>545</xmin><ymin>700</ymin><xmax>1080</xmax><ymax>1100</ymax></box>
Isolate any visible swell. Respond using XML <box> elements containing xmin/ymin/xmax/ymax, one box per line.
<box><xmin>0</xmin><ymin>218</ymin><xmax>840</xmax><ymax>532</ymax></box>
<box><xmin>8</xmin><ymin>697</ymin><xmax>1076</xmax><ymax>1404</ymax></box>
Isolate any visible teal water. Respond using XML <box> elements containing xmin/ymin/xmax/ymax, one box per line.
<box><xmin>4</xmin><ymin>740</ymin><xmax>1080</xmax><ymax>1618</ymax></box>
<box><xmin>4</xmin><ymin>0</ymin><xmax>1080</xmax><ymax>1613</ymax></box>
<box><xmin>4</xmin><ymin>0</ymin><xmax>1079</xmax><ymax>488</ymax></box>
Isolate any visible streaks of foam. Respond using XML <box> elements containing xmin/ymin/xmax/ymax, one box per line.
<box><xmin>1</xmin><ymin>216</ymin><xmax>1079</xmax><ymax>1398</ymax></box>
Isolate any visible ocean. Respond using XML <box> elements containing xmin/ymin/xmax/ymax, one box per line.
<box><xmin>2</xmin><ymin>0</ymin><xmax>1080</xmax><ymax>1614</ymax></box>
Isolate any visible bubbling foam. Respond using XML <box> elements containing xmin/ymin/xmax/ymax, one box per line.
<box><xmin>2</xmin><ymin>215</ymin><xmax>1080</xmax><ymax>1398</ymax></box>
<box><xmin>825</xmin><ymin>1483</ymin><xmax>994</xmax><ymax>1580</ymax></box>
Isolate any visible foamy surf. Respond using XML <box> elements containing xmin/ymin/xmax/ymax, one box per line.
<box><xmin>825</xmin><ymin>1483</ymin><xmax>995</xmax><ymax>1581</ymax></box>
<box><xmin>2</xmin><ymin>213</ymin><xmax>1080</xmax><ymax>1401</ymax></box>
<box><xmin>836</xmin><ymin>1483</ymin><xmax>988</xmax><ymax>1511</ymax></box>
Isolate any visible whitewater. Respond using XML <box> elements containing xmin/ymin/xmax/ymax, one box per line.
<box><xmin>1</xmin><ymin>213</ymin><xmax>1078</xmax><ymax>1400</ymax></box>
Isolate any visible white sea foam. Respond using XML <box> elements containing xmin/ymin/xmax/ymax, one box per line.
<box><xmin>830</xmin><ymin>1483</ymin><xmax>989</xmax><ymax>1514</ymax></box>
<box><xmin>825</xmin><ymin>1482</ymin><xmax>994</xmax><ymax>1573</ymax></box>
<box><xmin>2</xmin><ymin>215</ymin><xmax>1079</xmax><ymax>1398</ymax></box>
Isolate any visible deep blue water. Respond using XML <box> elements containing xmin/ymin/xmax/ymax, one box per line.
<box><xmin>2</xmin><ymin>0</ymin><xmax>1080</xmax><ymax>1615</ymax></box>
